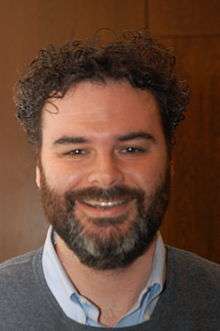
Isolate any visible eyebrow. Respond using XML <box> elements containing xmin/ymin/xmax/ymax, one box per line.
<box><xmin>53</xmin><ymin>131</ymin><xmax>156</xmax><ymax>146</ymax></box>
<box><xmin>54</xmin><ymin>136</ymin><xmax>89</xmax><ymax>145</ymax></box>
<box><xmin>117</xmin><ymin>131</ymin><xmax>155</xmax><ymax>142</ymax></box>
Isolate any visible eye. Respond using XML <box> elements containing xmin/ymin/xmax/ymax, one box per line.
<box><xmin>119</xmin><ymin>146</ymin><xmax>147</xmax><ymax>154</ymax></box>
<box><xmin>63</xmin><ymin>148</ymin><xmax>88</xmax><ymax>157</ymax></box>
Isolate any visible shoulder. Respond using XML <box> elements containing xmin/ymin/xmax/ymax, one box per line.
<box><xmin>166</xmin><ymin>245</ymin><xmax>220</xmax><ymax>293</ymax></box>
<box><xmin>0</xmin><ymin>249</ymin><xmax>40</xmax><ymax>268</ymax></box>
<box><xmin>167</xmin><ymin>245</ymin><xmax>220</xmax><ymax>272</ymax></box>
<box><xmin>0</xmin><ymin>249</ymin><xmax>43</xmax><ymax>292</ymax></box>
<box><xmin>154</xmin><ymin>246</ymin><xmax>220</xmax><ymax>328</ymax></box>
<box><xmin>0</xmin><ymin>249</ymin><xmax>43</xmax><ymax>322</ymax></box>
<box><xmin>0</xmin><ymin>249</ymin><xmax>42</xmax><ymax>273</ymax></box>
<box><xmin>0</xmin><ymin>249</ymin><xmax>68</xmax><ymax>329</ymax></box>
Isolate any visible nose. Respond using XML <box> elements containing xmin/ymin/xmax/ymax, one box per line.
<box><xmin>87</xmin><ymin>152</ymin><xmax>124</xmax><ymax>187</ymax></box>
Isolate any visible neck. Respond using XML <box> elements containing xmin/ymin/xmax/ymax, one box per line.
<box><xmin>55</xmin><ymin>236</ymin><xmax>157</xmax><ymax>327</ymax></box>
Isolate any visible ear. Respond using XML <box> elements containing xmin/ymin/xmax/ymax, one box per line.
<box><xmin>35</xmin><ymin>166</ymin><xmax>41</xmax><ymax>189</ymax></box>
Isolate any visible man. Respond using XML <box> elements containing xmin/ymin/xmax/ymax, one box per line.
<box><xmin>0</xmin><ymin>31</ymin><xmax>219</xmax><ymax>330</ymax></box>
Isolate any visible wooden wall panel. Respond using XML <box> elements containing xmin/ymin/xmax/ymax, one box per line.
<box><xmin>37</xmin><ymin>0</ymin><xmax>146</xmax><ymax>43</ymax></box>
<box><xmin>0</xmin><ymin>0</ymin><xmax>146</xmax><ymax>262</ymax></box>
<box><xmin>148</xmin><ymin>0</ymin><xmax>220</xmax><ymax>36</ymax></box>
<box><xmin>148</xmin><ymin>1</ymin><xmax>220</xmax><ymax>263</ymax></box>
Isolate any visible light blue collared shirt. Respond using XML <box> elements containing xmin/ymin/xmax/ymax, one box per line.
<box><xmin>42</xmin><ymin>226</ymin><xmax>166</xmax><ymax>327</ymax></box>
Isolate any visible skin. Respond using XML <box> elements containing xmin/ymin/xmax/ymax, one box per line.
<box><xmin>36</xmin><ymin>80</ymin><xmax>168</xmax><ymax>326</ymax></box>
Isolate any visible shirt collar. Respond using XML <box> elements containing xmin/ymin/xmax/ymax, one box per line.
<box><xmin>42</xmin><ymin>226</ymin><xmax>81</xmax><ymax>318</ymax></box>
<box><xmin>146</xmin><ymin>232</ymin><xmax>166</xmax><ymax>294</ymax></box>
<box><xmin>125</xmin><ymin>232</ymin><xmax>166</xmax><ymax>315</ymax></box>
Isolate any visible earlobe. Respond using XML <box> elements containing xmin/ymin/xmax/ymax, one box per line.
<box><xmin>35</xmin><ymin>166</ymin><xmax>41</xmax><ymax>189</ymax></box>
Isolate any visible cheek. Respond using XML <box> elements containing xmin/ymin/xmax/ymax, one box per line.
<box><xmin>41</xmin><ymin>159</ymin><xmax>85</xmax><ymax>193</ymax></box>
<box><xmin>124</xmin><ymin>156</ymin><xmax>168</xmax><ymax>191</ymax></box>
<box><xmin>54</xmin><ymin>174</ymin><xmax>82</xmax><ymax>192</ymax></box>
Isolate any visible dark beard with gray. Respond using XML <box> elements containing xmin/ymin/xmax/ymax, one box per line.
<box><xmin>40</xmin><ymin>169</ymin><xmax>170</xmax><ymax>270</ymax></box>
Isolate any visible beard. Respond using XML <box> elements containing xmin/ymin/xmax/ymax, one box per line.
<box><xmin>39</xmin><ymin>166</ymin><xmax>170</xmax><ymax>270</ymax></box>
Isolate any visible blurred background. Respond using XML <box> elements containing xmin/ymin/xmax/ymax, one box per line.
<box><xmin>0</xmin><ymin>0</ymin><xmax>219</xmax><ymax>263</ymax></box>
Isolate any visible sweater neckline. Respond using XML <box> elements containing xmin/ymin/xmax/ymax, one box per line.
<box><xmin>32</xmin><ymin>246</ymin><xmax>173</xmax><ymax>330</ymax></box>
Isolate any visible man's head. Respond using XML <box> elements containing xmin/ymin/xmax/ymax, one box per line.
<box><xmin>15</xmin><ymin>31</ymin><xmax>189</xmax><ymax>270</ymax></box>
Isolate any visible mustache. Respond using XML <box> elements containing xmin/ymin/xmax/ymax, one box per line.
<box><xmin>65</xmin><ymin>185</ymin><xmax>145</xmax><ymax>208</ymax></box>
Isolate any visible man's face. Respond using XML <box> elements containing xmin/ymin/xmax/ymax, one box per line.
<box><xmin>37</xmin><ymin>80</ymin><xmax>170</xmax><ymax>270</ymax></box>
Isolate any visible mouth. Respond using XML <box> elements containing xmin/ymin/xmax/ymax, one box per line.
<box><xmin>76</xmin><ymin>198</ymin><xmax>133</xmax><ymax>217</ymax></box>
<box><xmin>82</xmin><ymin>198</ymin><xmax>129</xmax><ymax>209</ymax></box>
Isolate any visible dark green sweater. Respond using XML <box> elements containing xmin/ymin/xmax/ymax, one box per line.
<box><xmin>0</xmin><ymin>246</ymin><xmax>219</xmax><ymax>330</ymax></box>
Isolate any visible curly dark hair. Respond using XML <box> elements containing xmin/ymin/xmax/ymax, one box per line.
<box><xmin>15</xmin><ymin>30</ymin><xmax>190</xmax><ymax>148</ymax></box>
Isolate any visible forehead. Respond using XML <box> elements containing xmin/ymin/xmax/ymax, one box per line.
<box><xmin>41</xmin><ymin>81</ymin><xmax>163</xmax><ymax>140</ymax></box>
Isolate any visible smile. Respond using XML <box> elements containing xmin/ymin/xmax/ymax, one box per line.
<box><xmin>76</xmin><ymin>198</ymin><xmax>133</xmax><ymax>218</ymax></box>
<box><xmin>82</xmin><ymin>199</ymin><xmax>129</xmax><ymax>209</ymax></box>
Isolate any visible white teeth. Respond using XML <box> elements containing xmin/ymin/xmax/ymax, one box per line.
<box><xmin>83</xmin><ymin>199</ymin><xmax>125</xmax><ymax>208</ymax></box>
